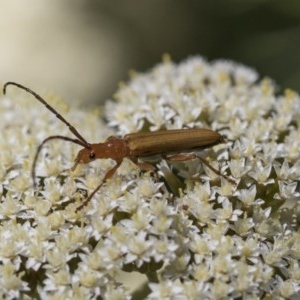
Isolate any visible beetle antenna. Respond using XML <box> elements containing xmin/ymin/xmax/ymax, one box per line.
<box><xmin>32</xmin><ymin>135</ymin><xmax>88</xmax><ymax>187</ymax></box>
<box><xmin>3</xmin><ymin>82</ymin><xmax>90</xmax><ymax>148</ymax></box>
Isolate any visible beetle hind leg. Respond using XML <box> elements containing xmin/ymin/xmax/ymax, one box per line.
<box><xmin>163</xmin><ymin>153</ymin><xmax>235</xmax><ymax>185</ymax></box>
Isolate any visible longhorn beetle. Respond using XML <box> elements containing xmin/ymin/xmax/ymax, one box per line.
<box><xmin>3</xmin><ymin>82</ymin><xmax>234</xmax><ymax>211</ymax></box>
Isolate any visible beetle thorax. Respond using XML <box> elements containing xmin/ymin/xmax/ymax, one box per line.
<box><xmin>95</xmin><ymin>138</ymin><xmax>129</xmax><ymax>161</ymax></box>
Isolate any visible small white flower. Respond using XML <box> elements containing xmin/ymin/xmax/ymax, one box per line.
<box><xmin>235</xmin><ymin>185</ymin><xmax>264</xmax><ymax>207</ymax></box>
<box><xmin>148</xmin><ymin>280</ymin><xmax>184</xmax><ymax>300</ymax></box>
<box><xmin>213</xmin><ymin>197</ymin><xmax>243</xmax><ymax>221</ymax></box>
<box><xmin>125</xmin><ymin>231</ymin><xmax>153</xmax><ymax>267</ymax></box>
<box><xmin>248</xmin><ymin>161</ymin><xmax>274</xmax><ymax>185</ymax></box>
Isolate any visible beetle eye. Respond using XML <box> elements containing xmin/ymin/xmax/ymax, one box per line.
<box><xmin>89</xmin><ymin>152</ymin><xmax>96</xmax><ymax>159</ymax></box>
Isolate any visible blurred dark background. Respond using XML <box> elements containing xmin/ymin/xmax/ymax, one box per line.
<box><xmin>1</xmin><ymin>0</ymin><xmax>300</xmax><ymax>106</ymax></box>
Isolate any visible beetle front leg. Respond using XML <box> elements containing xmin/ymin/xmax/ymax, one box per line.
<box><xmin>76</xmin><ymin>163</ymin><xmax>121</xmax><ymax>212</ymax></box>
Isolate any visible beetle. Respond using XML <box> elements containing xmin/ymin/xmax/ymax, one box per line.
<box><xmin>3</xmin><ymin>82</ymin><xmax>234</xmax><ymax>211</ymax></box>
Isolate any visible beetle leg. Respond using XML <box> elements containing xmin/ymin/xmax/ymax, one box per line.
<box><xmin>76</xmin><ymin>163</ymin><xmax>121</xmax><ymax>211</ymax></box>
<box><xmin>136</xmin><ymin>162</ymin><xmax>156</xmax><ymax>172</ymax></box>
<box><xmin>163</xmin><ymin>153</ymin><xmax>235</xmax><ymax>184</ymax></box>
<box><xmin>162</xmin><ymin>153</ymin><xmax>197</xmax><ymax>161</ymax></box>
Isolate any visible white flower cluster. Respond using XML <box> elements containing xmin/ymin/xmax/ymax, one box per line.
<box><xmin>0</xmin><ymin>55</ymin><xmax>300</xmax><ymax>299</ymax></box>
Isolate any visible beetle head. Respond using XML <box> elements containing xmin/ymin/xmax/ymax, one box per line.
<box><xmin>72</xmin><ymin>146</ymin><xmax>96</xmax><ymax>171</ymax></box>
